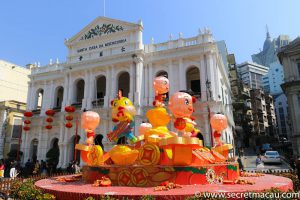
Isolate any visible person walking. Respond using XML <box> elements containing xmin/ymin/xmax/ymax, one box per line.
<box><xmin>256</xmin><ymin>154</ymin><xmax>264</xmax><ymax>170</ymax></box>
<box><xmin>9</xmin><ymin>160</ymin><xmax>17</xmax><ymax>179</ymax></box>
<box><xmin>237</xmin><ymin>156</ymin><xmax>244</xmax><ymax>171</ymax></box>
<box><xmin>0</xmin><ymin>160</ymin><xmax>4</xmax><ymax>178</ymax></box>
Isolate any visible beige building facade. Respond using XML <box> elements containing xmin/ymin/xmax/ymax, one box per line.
<box><xmin>0</xmin><ymin>60</ymin><xmax>30</xmax><ymax>102</ymax></box>
<box><xmin>278</xmin><ymin>37</ymin><xmax>300</xmax><ymax>157</ymax></box>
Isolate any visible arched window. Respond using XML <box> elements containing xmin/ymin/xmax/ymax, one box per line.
<box><xmin>74</xmin><ymin>79</ymin><xmax>85</xmax><ymax>104</ymax></box>
<box><xmin>34</xmin><ymin>88</ymin><xmax>44</xmax><ymax>111</ymax></box>
<box><xmin>186</xmin><ymin>66</ymin><xmax>201</xmax><ymax>96</ymax></box>
<box><xmin>47</xmin><ymin>138</ymin><xmax>59</xmax><ymax>166</ymax></box>
<box><xmin>93</xmin><ymin>76</ymin><xmax>106</xmax><ymax>107</ymax></box>
<box><xmin>118</xmin><ymin>72</ymin><xmax>130</xmax><ymax>98</ymax></box>
<box><xmin>54</xmin><ymin>86</ymin><xmax>64</xmax><ymax>108</ymax></box>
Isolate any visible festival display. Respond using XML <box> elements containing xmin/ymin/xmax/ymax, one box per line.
<box><xmin>36</xmin><ymin>76</ymin><xmax>294</xmax><ymax>199</ymax></box>
<box><xmin>74</xmin><ymin>76</ymin><xmax>240</xmax><ymax>187</ymax></box>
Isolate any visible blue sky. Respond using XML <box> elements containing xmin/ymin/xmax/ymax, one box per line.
<box><xmin>1</xmin><ymin>0</ymin><xmax>299</xmax><ymax>67</ymax></box>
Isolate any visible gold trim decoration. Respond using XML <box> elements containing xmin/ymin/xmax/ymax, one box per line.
<box><xmin>159</xmin><ymin>136</ymin><xmax>203</xmax><ymax>147</ymax></box>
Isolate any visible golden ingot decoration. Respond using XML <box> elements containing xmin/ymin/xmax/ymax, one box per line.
<box><xmin>87</xmin><ymin>145</ymin><xmax>103</xmax><ymax>166</ymax></box>
<box><xmin>109</xmin><ymin>145</ymin><xmax>139</xmax><ymax>165</ymax></box>
<box><xmin>138</xmin><ymin>144</ymin><xmax>160</xmax><ymax>165</ymax></box>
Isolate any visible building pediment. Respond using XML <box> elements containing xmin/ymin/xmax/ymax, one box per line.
<box><xmin>65</xmin><ymin>17</ymin><xmax>143</xmax><ymax>63</ymax></box>
<box><xmin>66</xmin><ymin>17</ymin><xmax>142</xmax><ymax>45</ymax></box>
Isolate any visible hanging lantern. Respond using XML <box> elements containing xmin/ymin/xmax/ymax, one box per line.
<box><xmin>65</xmin><ymin>122</ymin><xmax>73</xmax><ymax>128</ymax></box>
<box><xmin>210</xmin><ymin>114</ymin><xmax>228</xmax><ymax>132</ymax></box>
<box><xmin>45</xmin><ymin>109</ymin><xmax>55</xmax><ymax>116</ymax></box>
<box><xmin>24</xmin><ymin>120</ymin><xmax>31</xmax><ymax>124</ymax></box>
<box><xmin>65</xmin><ymin>115</ymin><xmax>73</xmax><ymax>121</ymax></box>
<box><xmin>23</xmin><ymin>126</ymin><xmax>30</xmax><ymax>131</ymax></box>
<box><xmin>45</xmin><ymin>125</ymin><xmax>53</xmax><ymax>130</ymax></box>
<box><xmin>46</xmin><ymin>117</ymin><xmax>53</xmax><ymax>123</ymax></box>
<box><xmin>24</xmin><ymin>111</ymin><xmax>33</xmax><ymax>118</ymax></box>
<box><xmin>81</xmin><ymin>111</ymin><xmax>100</xmax><ymax>133</ymax></box>
<box><xmin>65</xmin><ymin>106</ymin><xmax>76</xmax><ymax>113</ymax></box>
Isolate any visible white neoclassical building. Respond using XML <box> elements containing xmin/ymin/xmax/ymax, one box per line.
<box><xmin>21</xmin><ymin>17</ymin><xmax>235</xmax><ymax>167</ymax></box>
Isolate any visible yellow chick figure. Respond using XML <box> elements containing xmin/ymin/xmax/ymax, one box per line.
<box><xmin>145</xmin><ymin>107</ymin><xmax>173</xmax><ymax>141</ymax></box>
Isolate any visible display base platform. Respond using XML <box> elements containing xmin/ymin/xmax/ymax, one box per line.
<box><xmin>35</xmin><ymin>174</ymin><xmax>293</xmax><ymax>200</ymax></box>
<box><xmin>82</xmin><ymin>163</ymin><xmax>239</xmax><ymax>186</ymax></box>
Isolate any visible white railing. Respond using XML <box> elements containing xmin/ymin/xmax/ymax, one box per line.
<box><xmin>145</xmin><ymin>33</ymin><xmax>213</xmax><ymax>53</ymax></box>
<box><xmin>31</xmin><ymin>63</ymin><xmax>65</xmax><ymax>75</ymax></box>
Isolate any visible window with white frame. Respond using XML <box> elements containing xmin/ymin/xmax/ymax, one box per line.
<box><xmin>11</xmin><ymin>118</ymin><xmax>22</xmax><ymax>139</ymax></box>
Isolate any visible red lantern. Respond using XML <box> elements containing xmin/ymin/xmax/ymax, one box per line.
<box><xmin>174</xmin><ymin>118</ymin><xmax>186</xmax><ymax>130</ymax></box>
<box><xmin>46</xmin><ymin>117</ymin><xmax>53</xmax><ymax>123</ymax></box>
<box><xmin>24</xmin><ymin>111</ymin><xmax>33</xmax><ymax>117</ymax></box>
<box><xmin>65</xmin><ymin>122</ymin><xmax>73</xmax><ymax>128</ymax></box>
<box><xmin>24</xmin><ymin>120</ymin><xmax>31</xmax><ymax>124</ymax></box>
<box><xmin>65</xmin><ymin>106</ymin><xmax>75</xmax><ymax>113</ymax></box>
<box><xmin>210</xmin><ymin>114</ymin><xmax>228</xmax><ymax>132</ymax></box>
<box><xmin>65</xmin><ymin>115</ymin><xmax>73</xmax><ymax>121</ymax></box>
<box><xmin>23</xmin><ymin>126</ymin><xmax>30</xmax><ymax>131</ymax></box>
<box><xmin>45</xmin><ymin>125</ymin><xmax>52</xmax><ymax>129</ymax></box>
<box><xmin>45</xmin><ymin>109</ymin><xmax>55</xmax><ymax>116</ymax></box>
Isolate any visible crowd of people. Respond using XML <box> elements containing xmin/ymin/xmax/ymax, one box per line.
<box><xmin>0</xmin><ymin>159</ymin><xmax>60</xmax><ymax>179</ymax></box>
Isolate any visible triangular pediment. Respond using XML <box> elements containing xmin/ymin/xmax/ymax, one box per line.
<box><xmin>66</xmin><ymin>17</ymin><xmax>140</xmax><ymax>44</ymax></box>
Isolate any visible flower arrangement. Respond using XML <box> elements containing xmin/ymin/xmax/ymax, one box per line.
<box><xmin>10</xmin><ymin>180</ymin><xmax>55</xmax><ymax>200</ymax></box>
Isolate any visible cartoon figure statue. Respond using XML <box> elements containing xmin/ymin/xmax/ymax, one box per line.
<box><xmin>153</xmin><ymin>76</ymin><xmax>169</xmax><ymax>107</ymax></box>
<box><xmin>168</xmin><ymin>92</ymin><xmax>196</xmax><ymax>137</ymax></box>
<box><xmin>107</xmin><ymin>93</ymin><xmax>137</xmax><ymax>144</ymax></box>
<box><xmin>210</xmin><ymin>113</ymin><xmax>228</xmax><ymax>147</ymax></box>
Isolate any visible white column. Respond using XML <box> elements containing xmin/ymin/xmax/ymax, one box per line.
<box><xmin>178</xmin><ymin>58</ymin><xmax>185</xmax><ymax>90</ymax></box>
<box><xmin>87</xmin><ymin>70</ymin><xmax>93</xmax><ymax>110</ymax></box>
<box><xmin>129</xmin><ymin>63</ymin><xmax>134</xmax><ymax>101</ymax></box>
<box><xmin>104</xmin><ymin>67</ymin><xmax>110</xmax><ymax>108</ymax></box>
<box><xmin>82</xmin><ymin>70</ymin><xmax>89</xmax><ymax>110</ymax></box>
<box><xmin>62</xmin><ymin>73</ymin><xmax>69</xmax><ymax>110</ymax></box>
<box><xmin>49</xmin><ymin>80</ymin><xmax>55</xmax><ymax>108</ymax></box>
<box><xmin>26</xmin><ymin>83</ymin><xmax>32</xmax><ymax>110</ymax></box>
<box><xmin>148</xmin><ymin>63</ymin><xmax>154</xmax><ymax>104</ymax></box>
<box><xmin>110</xmin><ymin>66</ymin><xmax>116</xmax><ymax>100</ymax></box>
<box><xmin>68</xmin><ymin>76</ymin><xmax>73</xmax><ymax>105</ymax></box>
<box><xmin>207</xmin><ymin>53</ymin><xmax>214</xmax><ymax>100</ymax></box>
<box><xmin>292</xmin><ymin>93</ymin><xmax>300</xmax><ymax>131</ymax></box>
<box><xmin>144</xmin><ymin>64</ymin><xmax>149</xmax><ymax>106</ymax></box>
<box><xmin>134</xmin><ymin>57</ymin><xmax>144</xmax><ymax>107</ymax></box>
<box><xmin>200</xmin><ymin>57</ymin><xmax>207</xmax><ymax>101</ymax></box>
<box><xmin>168</xmin><ymin>60</ymin><xmax>174</xmax><ymax>95</ymax></box>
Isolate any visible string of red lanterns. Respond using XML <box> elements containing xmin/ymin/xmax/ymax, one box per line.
<box><xmin>23</xmin><ymin>111</ymin><xmax>33</xmax><ymax>132</ymax></box>
<box><xmin>65</xmin><ymin>106</ymin><xmax>75</xmax><ymax>128</ymax></box>
<box><xmin>45</xmin><ymin>109</ymin><xmax>55</xmax><ymax>130</ymax></box>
